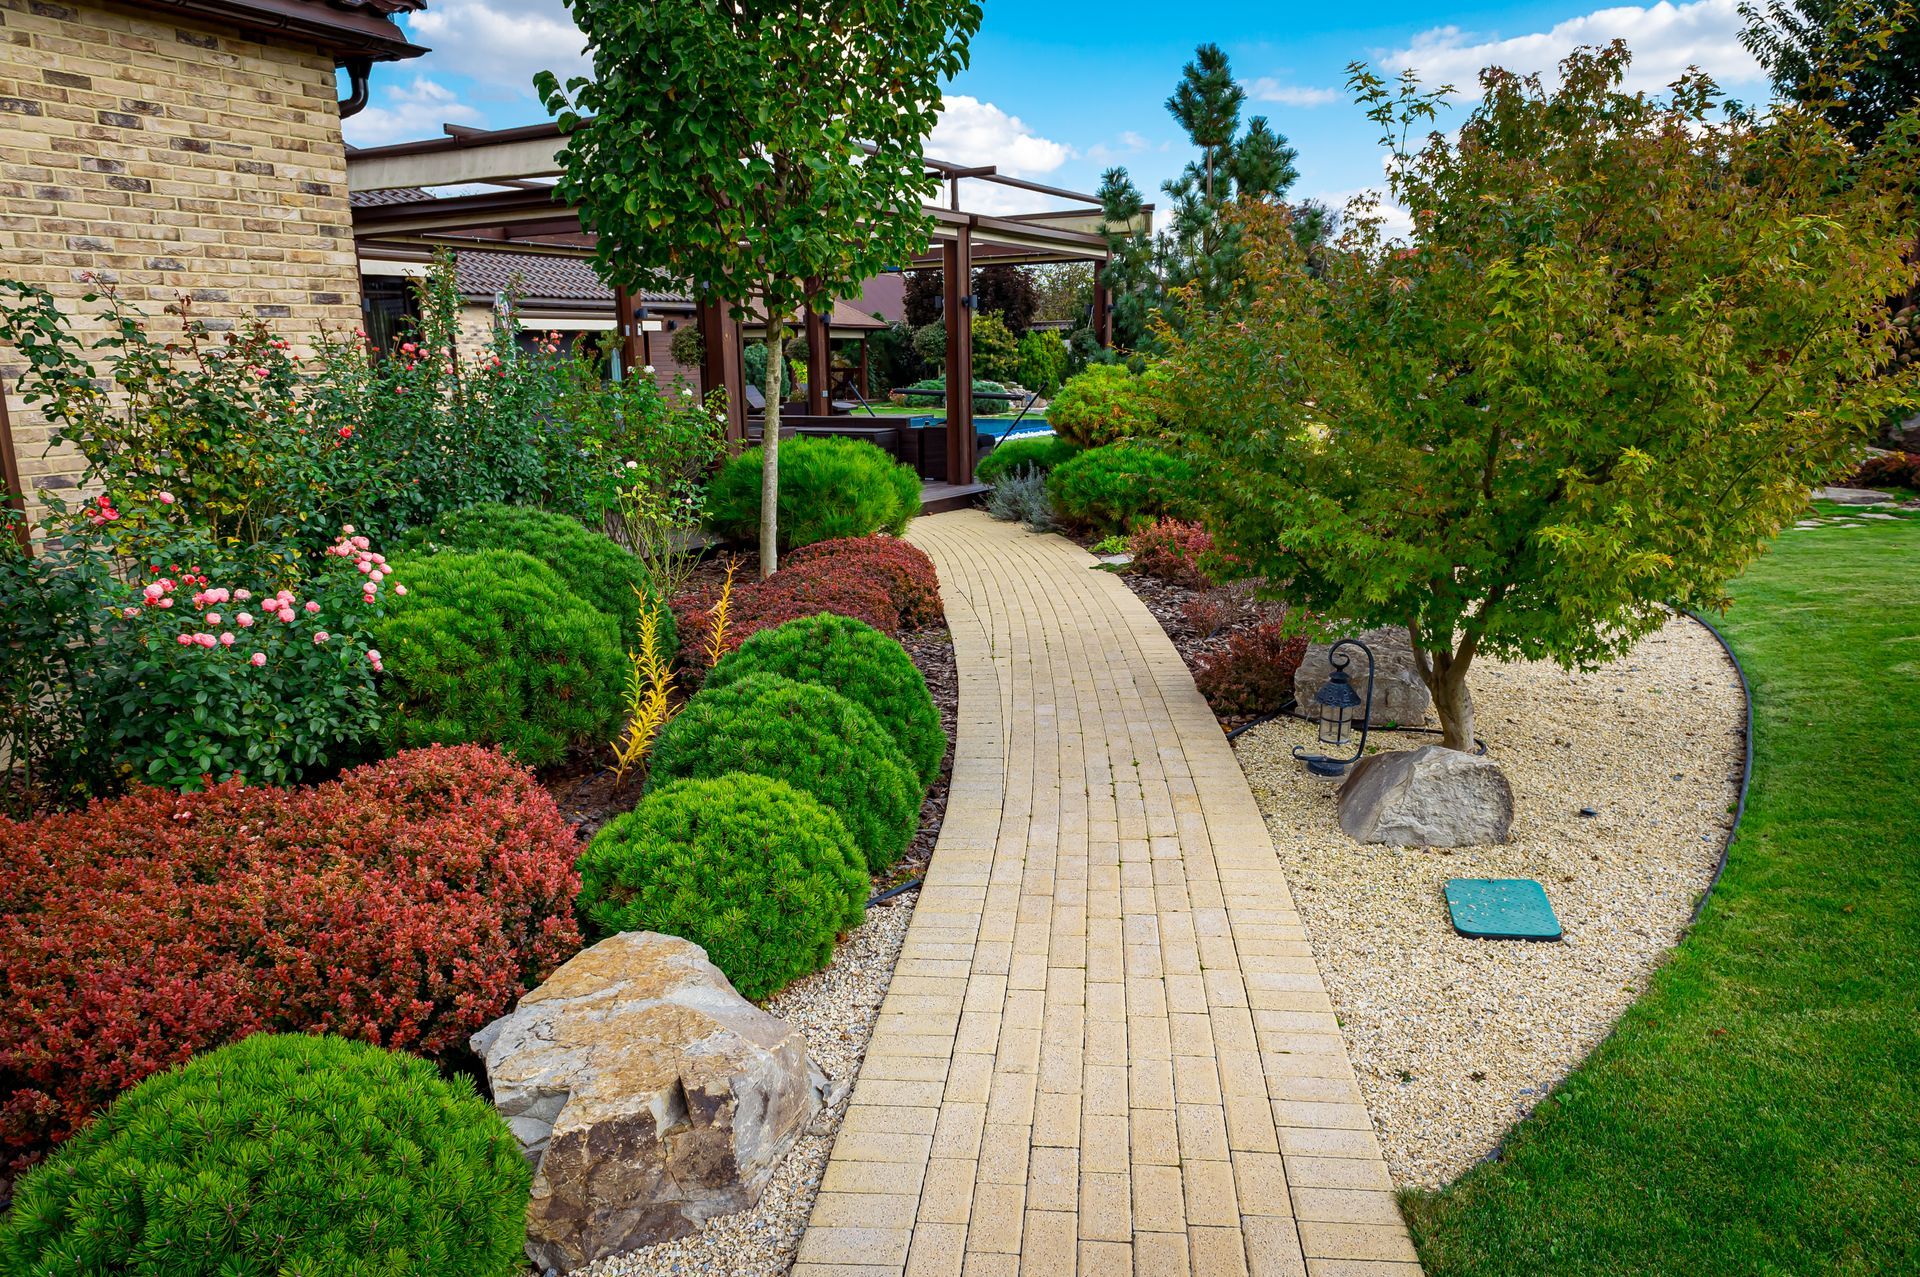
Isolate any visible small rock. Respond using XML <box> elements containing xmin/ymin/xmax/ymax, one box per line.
<box><xmin>1815</xmin><ymin>486</ymin><xmax>1895</xmax><ymax>505</ymax></box>
<box><xmin>471</xmin><ymin>932</ymin><xmax>827</xmax><ymax>1272</ymax></box>
<box><xmin>1336</xmin><ymin>745</ymin><xmax>1515</xmax><ymax>846</ymax></box>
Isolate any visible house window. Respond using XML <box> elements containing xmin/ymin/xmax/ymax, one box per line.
<box><xmin>361</xmin><ymin>275</ymin><xmax>419</xmax><ymax>358</ymax></box>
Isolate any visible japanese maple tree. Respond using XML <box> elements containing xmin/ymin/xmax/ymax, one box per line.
<box><xmin>1154</xmin><ymin>44</ymin><xmax>1919</xmax><ymax>748</ymax></box>
<box><xmin>537</xmin><ymin>0</ymin><xmax>981</xmax><ymax>573</ymax></box>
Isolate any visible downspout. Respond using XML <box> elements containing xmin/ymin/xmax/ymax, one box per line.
<box><xmin>337</xmin><ymin>57</ymin><xmax>372</xmax><ymax>118</ymax></box>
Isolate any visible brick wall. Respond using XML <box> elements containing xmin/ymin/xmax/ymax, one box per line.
<box><xmin>0</xmin><ymin>0</ymin><xmax>362</xmax><ymax>524</ymax></box>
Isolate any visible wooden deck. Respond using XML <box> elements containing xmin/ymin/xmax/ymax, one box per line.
<box><xmin>921</xmin><ymin>481</ymin><xmax>990</xmax><ymax>515</ymax></box>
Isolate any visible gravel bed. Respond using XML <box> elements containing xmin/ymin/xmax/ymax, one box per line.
<box><xmin>1232</xmin><ymin>615</ymin><xmax>1745</xmax><ymax>1188</ymax></box>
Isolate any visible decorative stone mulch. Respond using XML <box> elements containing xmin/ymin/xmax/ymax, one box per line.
<box><xmin>1232</xmin><ymin>616</ymin><xmax>1746</xmax><ymax>1188</ymax></box>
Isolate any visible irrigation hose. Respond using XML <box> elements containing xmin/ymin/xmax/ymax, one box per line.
<box><xmin>867</xmin><ymin>877</ymin><xmax>924</xmax><ymax>908</ymax></box>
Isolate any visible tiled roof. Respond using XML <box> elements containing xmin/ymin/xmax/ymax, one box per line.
<box><xmin>329</xmin><ymin>0</ymin><xmax>424</xmax><ymax>14</ymax></box>
<box><xmin>349</xmin><ymin>186</ymin><xmax>432</xmax><ymax>207</ymax></box>
<box><xmin>452</xmin><ymin>251</ymin><xmax>689</xmax><ymax>308</ymax></box>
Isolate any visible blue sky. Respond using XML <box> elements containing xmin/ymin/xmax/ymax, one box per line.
<box><xmin>344</xmin><ymin>0</ymin><xmax>1773</xmax><ymax>230</ymax></box>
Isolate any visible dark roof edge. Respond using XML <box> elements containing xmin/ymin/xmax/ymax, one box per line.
<box><xmin>123</xmin><ymin>0</ymin><xmax>428</xmax><ymax>62</ymax></box>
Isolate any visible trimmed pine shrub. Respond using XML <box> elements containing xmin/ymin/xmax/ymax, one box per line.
<box><xmin>783</xmin><ymin>535</ymin><xmax>943</xmax><ymax>630</ymax></box>
<box><xmin>649</xmin><ymin>672</ymin><xmax>921</xmax><ymax>871</ymax></box>
<box><xmin>1046</xmin><ymin>364</ymin><xmax>1156</xmax><ymax>448</ymax></box>
<box><xmin>399</xmin><ymin>501</ymin><xmax>673</xmax><ymax>656</ymax></box>
<box><xmin>0</xmin><ymin>744</ymin><xmax>580</xmax><ymax>1169</ymax></box>
<box><xmin>373</xmin><ymin>548</ymin><xmax>624</xmax><ymax>767</ymax></box>
<box><xmin>1048</xmin><ymin>443</ymin><xmax>1199</xmax><ymax>535</ymax></box>
<box><xmin>703</xmin><ymin>435</ymin><xmax>920</xmax><ymax>549</ymax></box>
<box><xmin>976</xmin><ymin>434</ymin><xmax>1080</xmax><ymax>485</ymax></box>
<box><xmin>706</xmin><ymin>613</ymin><xmax>945</xmax><ymax>785</ymax></box>
<box><xmin>0</xmin><ymin>1033</ymin><xmax>531</xmax><ymax>1277</ymax></box>
<box><xmin>577</xmin><ymin>775</ymin><xmax>867</xmax><ymax>1000</ymax></box>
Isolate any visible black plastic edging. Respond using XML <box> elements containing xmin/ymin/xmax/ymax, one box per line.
<box><xmin>867</xmin><ymin>876</ymin><xmax>924</xmax><ymax>908</ymax></box>
<box><xmin>1682</xmin><ymin>607</ymin><xmax>1756</xmax><ymax>925</ymax></box>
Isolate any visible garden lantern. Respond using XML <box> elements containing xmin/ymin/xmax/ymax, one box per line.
<box><xmin>1294</xmin><ymin>638</ymin><xmax>1375</xmax><ymax>778</ymax></box>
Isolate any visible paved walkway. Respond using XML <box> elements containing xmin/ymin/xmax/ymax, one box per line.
<box><xmin>793</xmin><ymin>512</ymin><xmax>1420</xmax><ymax>1277</ymax></box>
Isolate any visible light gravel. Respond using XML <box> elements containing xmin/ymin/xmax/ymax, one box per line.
<box><xmin>581</xmin><ymin>896</ymin><xmax>915</xmax><ymax>1277</ymax></box>
<box><xmin>1234</xmin><ymin>614</ymin><xmax>1745</xmax><ymax>1189</ymax></box>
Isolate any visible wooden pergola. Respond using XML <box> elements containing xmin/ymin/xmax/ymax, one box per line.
<box><xmin>348</xmin><ymin>123</ymin><xmax>1146</xmax><ymax>486</ymax></box>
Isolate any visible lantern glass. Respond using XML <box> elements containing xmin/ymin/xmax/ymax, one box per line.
<box><xmin>1317</xmin><ymin>699</ymin><xmax>1356</xmax><ymax>749</ymax></box>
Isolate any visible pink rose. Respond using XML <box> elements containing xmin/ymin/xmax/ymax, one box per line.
<box><xmin>176</xmin><ymin>633</ymin><xmax>194</xmax><ymax>646</ymax></box>
<box><xmin>157</xmin><ymin>491</ymin><xmax>174</xmax><ymax>504</ymax></box>
<box><xmin>205</xmin><ymin>613</ymin><xmax>220</xmax><ymax>625</ymax></box>
<box><xmin>157</xmin><ymin>598</ymin><xmax>173</xmax><ymax>609</ymax></box>
<box><xmin>305</xmin><ymin>600</ymin><xmax>321</xmax><ymax>613</ymax></box>
<box><xmin>122</xmin><ymin>607</ymin><xmax>139</xmax><ymax>619</ymax></box>
<box><xmin>394</xmin><ymin>584</ymin><xmax>407</xmax><ymax>597</ymax></box>
<box><xmin>235</xmin><ymin>589</ymin><xmax>252</xmax><ymax>601</ymax></box>
<box><xmin>194</xmin><ymin>633</ymin><xmax>217</xmax><ymax>648</ymax></box>
<box><xmin>313</xmin><ymin>631</ymin><xmax>330</xmax><ymax>644</ymax></box>
<box><xmin>237</xmin><ymin>613</ymin><xmax>254</xmax><ymax>627</ymax></box>
<box><xmin>219</xmin><ymin>632</ymin><xmax>235</xmax><ymax>646</ymax></box>
<box><xmin>143</xmin><ymin>583</ymin><xmax>165</xmax><ymax>601</ymax></box>
<box><xmin>250</xmin><ymin>652</ymin><xmax>266</xmax><ymax>667</ymax></box>
<box><xmin>365</xmin><ymin>649</ymin><xmax>382</xmax><ymax>663</ymax></box>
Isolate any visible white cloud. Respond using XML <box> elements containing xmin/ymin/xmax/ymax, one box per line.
<box><xmin>929</xmin><ymin>95</ymin><xmax>1073</xmax><ymax>178</ymax></box>
<box><xmin>405</xmin><ymin>0</ymin><xmax>589</xmax><ymax>97</ymax></box>
<box><xmin>1248</xmin><ymin>80</ymin><xmax>1342</xmax><ymax>108</ymax></box>
<box><xmin>1385</xmin><ymin>0</ymin><xmax>1763</xmax><ymax>97</ymax></box>
<box><xmin>1085</xmin><ymin>129</ymin><xmax>1166</xmax><ymax>164</ymax></box>
<box><xmin>343</xmin><ymin>78</ymin><xmax>485</xmax><ymax>147</ymax></box>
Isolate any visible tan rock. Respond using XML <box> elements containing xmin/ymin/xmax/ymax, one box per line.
<box><xmin>1336</xmin><ymin>745</ymin><xmax>1514</xmax><ymax>846</ymax></box>
<box><xmin>471</xmin><ymin>932</ymin><xmax>827</xmax><ymax>1272</ymax></box>
<box><xmin>1295</xmin><ymin>627</ymin><xmax>1435</xmax><ymax>728</ymax></box>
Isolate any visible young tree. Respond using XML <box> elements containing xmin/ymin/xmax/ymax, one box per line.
<box><xmin>536</xmin><ymin>0</ymin><xmax>982</xmax><ymax>575</ymax></box>
<box><xmin>1099</xmin><ymin>43</ymin><xmax>1301</xmax><ymax>348</ymax></box>
<box><xmin>1153</xmin><ymin>44</ymin><xmax>1918</xmax><ymax>749</ymax></box>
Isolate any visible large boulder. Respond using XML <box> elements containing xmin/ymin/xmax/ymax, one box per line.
<box><xmin>471</xmin><ymin>931</ymin><xmax>827</xmax><ymax>1272</ymax></box>
<box><xmin>1336</xmin><ymin>745</ymin><xmax>1514</xmax><ymax>847</ymax></box>
<box><xmin>1294</xmin><ymin>627</ymin><xmax>1434</xmax><ymax>727</ymax></box>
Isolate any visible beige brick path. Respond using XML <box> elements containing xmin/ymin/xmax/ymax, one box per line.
<box><xmin>793</xmin><ymin>512</ymin><xmax>1420</xmax><ymax>1277</ymax></box>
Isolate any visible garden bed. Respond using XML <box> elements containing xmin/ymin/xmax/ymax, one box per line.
<box><xmin>1230</xmin><ymin>616</ymin><xmax>1745</xmax><ymax>1188</ymax></box>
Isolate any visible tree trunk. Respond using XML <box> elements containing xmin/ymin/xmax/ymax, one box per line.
<box><xmin>760</xmin><ymin>321</ymin><xmax>785</xmax><ymax>579</ymax></box>
<box><xmin>1408</xmin><ymin>626</ymin><xmax>1478</xmax><ymax>752</ymax></box>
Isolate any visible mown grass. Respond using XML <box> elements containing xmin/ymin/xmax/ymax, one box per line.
<box><xmin>1400</xmin><ymin>512</ymin><xmax>1920</xmax><ymax>1276</ymax></box>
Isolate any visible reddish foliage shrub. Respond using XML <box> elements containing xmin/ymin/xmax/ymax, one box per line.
<box><xmin>785</xmin><ymin>536</ymin><xmax>944</xmax><ymax>629</ymax></box>
<box><xmin>1128</xmin><ymin>519</ymin><xmax>1214</xmax><ymax>589</ymax></box>
<box><xmin>0</xmin><ymin>744</ymin><xmax>581</xmax><ymax>1169</ymax></box>
<box><xmin>1846</xmin><ymin>450</ymin><xmax>1920</xmax><ymax>488</ymax></box>
<box><xmin>673</xmin><ymin>537</ymin><xmax>947</xmax><ymax>673</ymax></box>
<box><xmin>1194</xmin><ymin>622</ymin><xmax>1309</xmax><ymax>716</ymax></box>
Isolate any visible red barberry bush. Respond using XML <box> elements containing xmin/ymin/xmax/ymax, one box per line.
<box><xmin>1193</xmin><ymin>621</ymin><xmax>1309</xmax><ymax>716</ymax></box>
<box><xmin>785</xmin><ymin>536</ymin><xmax>944</xmax><ymax>629</ymax></box>
<box><xmin>1128</xmin><ymin>519</ymin><xmax>1215</xmax><ymax>589</ymax></box>
<box><xmin>0</xmin><ymin>744</ymin><xmax>582</xmax><ymax>1170</ymax></box>
<box><xmin>1846</xmin><ymin>450</ymin><xmax>1920</xmax><ymax>489</ymax></box>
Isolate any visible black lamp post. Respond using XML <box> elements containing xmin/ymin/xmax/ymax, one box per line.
<box><xmin>1293</xmin><ymin>638</ymin><xmax>1376</xmax><ymax>778</ymax></box>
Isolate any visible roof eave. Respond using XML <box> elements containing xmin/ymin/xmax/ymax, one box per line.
<box><xmin>123</xmin><ymin>0</ymin><xmax>428</xmax><ymax>61</ymax></box>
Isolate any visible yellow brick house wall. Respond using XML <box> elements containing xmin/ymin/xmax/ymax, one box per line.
<box><xmin>0</xmin><ymin>0</ymin><xmax>363</xmax><ymax>524</ymax></box>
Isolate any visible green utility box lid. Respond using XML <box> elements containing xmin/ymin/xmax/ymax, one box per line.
<box><xmin>1444</xmin><ymin>878</ymin><xmax>1562</xmax><ymax>941</ymax></box>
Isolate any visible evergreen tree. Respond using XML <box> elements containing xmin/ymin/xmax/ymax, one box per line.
<box><xmin>1742</xmin><ymin>0</ymin><xmax>1920</xmax><ymax>148</ymax></box>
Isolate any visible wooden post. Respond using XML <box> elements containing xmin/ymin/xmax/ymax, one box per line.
<box><xmin>613</xmin><ymin>285</ymin><xmax>643</xmax><ymax>377</ymax></box>
<box><xmin>804</xmin><ymin>301</ymin><xmax>831</xmax><ymax>416</ymax></box>
<box><xmin>1092</xmin><ymin>275</ymin><xmax>1112</xmax><ymax>348</ymax></box>
<box><xmin>697</xmin><ymin>300</ymin><xmax>747</xmax><ymax>444</ymax></box>
<box><xmin>943</xmin><ymin>226</ymin><xmax>975</xmax><ymax>484</ymax></box>
<box><xmin>0</xmin><ymin>378</ymin><xmax>28</xmax><ymax>553</ymax></box>
<box><xmin>857</xmin><ymin>338</ymin><xmax>870</xmax><ymax>400</ymax></box>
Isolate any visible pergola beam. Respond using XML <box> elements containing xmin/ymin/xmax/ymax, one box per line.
<box><xmin>942</xmin><ymin>225</ymin><xmax>974</xmax><ymax>484</ymax></box>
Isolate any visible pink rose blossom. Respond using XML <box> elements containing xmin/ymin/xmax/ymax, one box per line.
<box><xmin>205</xmin><ymin>613</ymin><xmax>220</xmax><ymax>625</ymax></box>
<box><xmin>143</xmin><ymin>583</ymin><xmax>165</xmax><ymax>600</ymax></box>
<box><xmin>314</xmin><ymin>631</ymin><xmax>330</xmax><ymax>644</ymax></box>
<box><xmin>157</xmin><ymin>598</ymin><xmax>173</xmax><ymax>609</ymax></box>
<box><xmin>394</xmin><ymin>584</ymin><xmax>407</xmax><ymax>596</ymax></box>
<box><xmin>304</xmin><ymin>600</ymin><xmax>321</xmax><ymax>613</ymax></box>
<box><xmin>157</xmin><ymin>491</ymin><xmax>175</xmax><ymax>505</ymax></box>
<box><xmin>235</xmin><ymin>589</ymin><xmax>252</xmax><ymax>601</ymax></box>
<box><xmin>194</xmin><ymin>633</ymin><xmax>217</xmax><ymax>648</ymax></box>
<box><xmin>237</xmin><ymin>612</ymin><xmax>254</xmax><ymax>627</ymax></box>
<box><xmin>250</xmin><ymin>652</ymin><xmax>267</xmax><ymax>667</ymax></box>
<box><xmin>341</xmin><ymin>524</ymin><xmax>355</xmax><ymax>536</ymax></box>
<box><xmin>219</xmin><ymin>632</ymin><xmax>235</xmax><ymax>646</ymax></box>
<box><xmin>366</xmin><ymin>649</ymin><xmax>382</xmax><ymax>663</ymax></box>
<box><xmin>176</xmin><ymin>633</ymin><xmax>195</xmax><ymax>646</ymax></box>
<box><xmin>122</xmin><ymin>607</ymin><xmax>140</xmax><ymax>619</ymax></box>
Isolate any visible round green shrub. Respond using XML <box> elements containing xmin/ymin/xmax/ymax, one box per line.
<box><xmin>649</xmin><ymin>672</ymin><xmax>921</xmax><ymax>871</ymax></box>
<box><xmin>706</xmin><ymin>613</ymin><xmax>944</xmax><ymax>786</ymax></box>
<box><xmin>399</xmin><ymin>502</ymin><xmax>672</xmax><ymax>657</ymax></box>
<box><xmin>0</xmin><ymin>1032</ymin><xmax>530</xmax><ymax>1277</ymax></box>
<box><xmin>374</xmin><ymin>549</ymin><xmax>624</xmax><ymax>767</ymax></box>
<box><xmin>578</xmin><ymin>775</ymin><xmax>867</xmax><ymax>999</ymax></box>
<box><xmin>1046</xmin><ymin>364</ymin><xmax>1158</xmax><ymax>448</ymax></box>
<box><xmin>704</xmin><ymin>435</ymin><xmax>920</xmax><ymax>550</ymax></box>
<box><xmin>976</xmin><ymin>434</ymin><xmax>1081</xmax><ymax>485</ymax></box>
<box><xmin>1047</xmin><ymin>442</ymin><xmax>1199</xmax><ymax>535</ymax></box>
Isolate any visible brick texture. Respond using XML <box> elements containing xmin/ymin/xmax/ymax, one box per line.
<box><xmin>0</xmin><ymin>0</ymin><xmax>362</xmax><ymax>521</ymax></box>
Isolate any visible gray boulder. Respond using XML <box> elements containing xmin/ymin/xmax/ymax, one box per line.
<box><xmin>1336</xmin><ymin>745</ymin><xmax>1514</xmax><ymax>846</ymax></box>
<box><xmin>1295</xmin><ymin>626</ymin><xmax>1434</xmax><ymax>727</ymax></box>
<box><xmin>471</xmin><ymin>932</ymin><xmax>827</xmax><ymax>1272</ymax></box>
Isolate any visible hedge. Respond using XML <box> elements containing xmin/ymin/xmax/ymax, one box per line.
<box><xmin>704</xmin><ymin>435</ymin><xmax>920</xmax><ymax>550</ymax></box>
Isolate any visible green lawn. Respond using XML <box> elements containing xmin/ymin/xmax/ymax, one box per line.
<box><xmin>1401</xmin><ymin>508</ymin><xmax>1920</xmax><ymax>1276</ymax></box>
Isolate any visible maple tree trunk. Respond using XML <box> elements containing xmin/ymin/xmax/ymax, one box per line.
<box><xmin>1410</xmin><ymin>627</ymin><xmax>1478</xmax><ymax>752</ymax></box>
<box><xmin>760</xmin><ymin>322</ymin><xmax>784</xmax><ymax>578</ymax></box>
